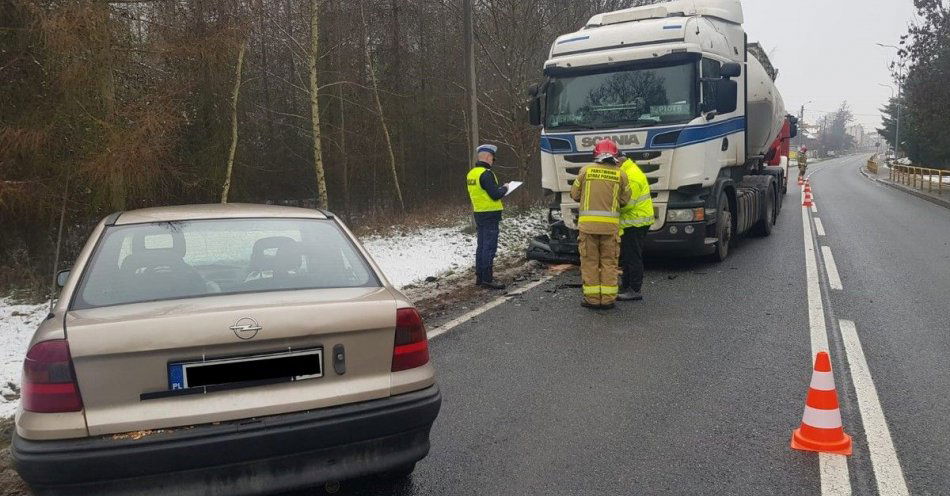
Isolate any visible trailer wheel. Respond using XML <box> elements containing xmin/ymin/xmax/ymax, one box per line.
<box><xmin>709</xmin><ymin>194</ymin><xmax>732</xmax><ymax>263</ymax></box>
<box><xmin>753</xmin><ymin>184</ymin><xmax>776</xmax><ymax>237</ymax></box>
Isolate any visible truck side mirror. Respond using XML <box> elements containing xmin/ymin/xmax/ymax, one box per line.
<box><xmin>527</xmin><ymin>83</ymin><xmax>542</xmax><ymax>126</ymax></box>
<box><xmin>720</xmin><ymin>62</ymin><xmax>741</xmax><ymax>78</ymax></box>
<box><xmin>714</xmin><ymin>79</ymin><xmax>738</xmax><ymax>114</ymax></box>
<box><xmin>56</xmin><ymin>269</ymin><xmax>71</xmax><ymax>288</ymax></box>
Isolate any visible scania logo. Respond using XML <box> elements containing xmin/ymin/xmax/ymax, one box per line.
<box><xmin>230</xmin><ymin>317</ymin><xmax>262</xmax><ymax>340</ymax></box>
<box><xmin>580</xmin><ymin>134</ymin><xmax>642</xmax><ymax>148</ymax></box>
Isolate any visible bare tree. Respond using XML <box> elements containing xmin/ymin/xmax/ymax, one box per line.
<box><xmin>309</xmin><ymin>0</ymin><xmax>329</xmax><ymax>209</ymax></box>
<box><xmin>221</xmin><ymin>40</ymin><xmax>247</xmax><ymax>203</ymax></box>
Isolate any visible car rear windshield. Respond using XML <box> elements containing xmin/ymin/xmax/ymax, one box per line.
<box><xmin>73</xmin><ymin>218</ymin><xmax>380</xmax><ymax>309</ymax></box>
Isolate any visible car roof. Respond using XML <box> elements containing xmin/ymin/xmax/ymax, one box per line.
<box><xmin>113</xmin><ymin>203</ymin><xmax>329</xmax><ymax>225</ymax></box>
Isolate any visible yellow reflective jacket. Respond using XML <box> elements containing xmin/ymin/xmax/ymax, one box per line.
<box><xmin>619</xmin><ymin>159</ymin><xmax>655</xmax><ymax>230</ymax></box>
<box><xmin>570</xmin><ymin>163</ymin><xmax>631</xmax><ymax>235</ymax></box>
<box><xmin>466</xmin><ymin>166</ymin><xmax>504</xmax><ymax>213</ymax></box>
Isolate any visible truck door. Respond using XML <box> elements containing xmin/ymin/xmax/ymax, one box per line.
<box><xmin>701</xmin><ymin>57</ymin><xmax>741</xmax><ymax>176</ymax></box>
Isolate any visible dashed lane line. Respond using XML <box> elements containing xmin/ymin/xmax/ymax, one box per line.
<box><xmin>427</xmin><ymin>274</ymin><xmax>556</xmax><ymax>339</ymax></box>
<box><xmin>815</xmin><ymin>218</ymin><xmax>826</xmax><ymax>236</ymax></box>
<box><xmin>812</xmin><ymin>203</ymin><xmax>818</xmax><ymax>214</ymax></box>
<box><xmin>838</xmin><ymin>319</ymin><xmax>910</xmax><ymax>496</ymax></box>
<box><xmin>821</xmin><ymin>246</ymin><xmax>843</xmax><ymax>290</ymax></box>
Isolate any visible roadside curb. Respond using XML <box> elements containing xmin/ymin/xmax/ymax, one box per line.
<box><xmin>859</xmin><ymin>166</ymin><xmax>950</xmax><ymax>210</ymax></box>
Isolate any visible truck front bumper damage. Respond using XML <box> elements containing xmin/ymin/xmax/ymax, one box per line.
<box><xmin>526</xmin><ymin>219</ymin><xmax>711</xmax><ymax>264</ymax></box>
<box><xmin>13</xmin><ymin>386</ymin><xmax>441</xmax><ymax>496</ymax></box>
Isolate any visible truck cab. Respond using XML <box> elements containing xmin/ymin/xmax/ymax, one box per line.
<box><xmin>528</xmin><ymin>0</ymin><xmax>786</xmax><ymax>262</ymax></box>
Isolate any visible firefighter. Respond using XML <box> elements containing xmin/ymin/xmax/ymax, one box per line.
<box><xmin>798</xmin><ymin>146</ymin><xmax>809</xmax><ymax>177</ymax></box>
<box><xmin>570</xmin><ymin>139</ymin><xmax>631</xmax><ymax>309</ymax></box>
<box><xmin>617</xmin><ymin>155</ymin><xmax>654</xmax><ymax>302</ymax></box>
<box><xmin>466</xmin><ymin>144</ymin><xmax>508</xmax><ymax>290</ymax></box>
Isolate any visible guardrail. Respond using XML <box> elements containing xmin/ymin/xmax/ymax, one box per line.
<box><xmin>889</xmin><ymin>163</ymin><xmax>947</xmax><ymax>195</ymax></box>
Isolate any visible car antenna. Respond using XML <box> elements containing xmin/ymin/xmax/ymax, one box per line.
<box><xmin>48</xmin><ymin>175</ymin><xmax>70</xmax><ymax>314</ymax></box>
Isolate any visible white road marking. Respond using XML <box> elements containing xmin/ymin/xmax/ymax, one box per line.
<box><xmin>802</xmin><ymin>199</ymin><xmax>830</xmax><ymax>354</ymax></box>
<box><xmin>838</xmin><ymin>320</ymin><xmax>910</xmax><ymax>496</ymax></box>
<box><xmin>427</xmin><ymin>274</ymin><xmax>556</xmax><ymax>339</ymax></box>
<box><xmin>815</xmin><ymin>218</ymin><xmax>826</xmax><ymax>236</ymax></box>
<box><xmin>801</xmin><ymin>190</ymin><xmax>852</xmax><ymax>495</ymax></box>
<box><xmin>812</xmin><ymin>203</ymin><xmax>818</xmax><ymax>213</ymax></box>
<box><xmin>820</xmin><ymin>454</ymin><xmax>852</xmax><ymax>496</ymax></box>
<box><xmin>821</xmin><ymin>246</ymin><xmax>843</xmax><ymax>290</ymax></box>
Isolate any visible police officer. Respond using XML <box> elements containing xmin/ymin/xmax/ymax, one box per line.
<box><xmin>466</xmin><ymin>144</ymin><xmax>508</xmax><ymax>290</ymax></box>
<box><xmin>570</xmin><ymin>139</ymin><xmax>631</xmax><ymax>309</ymax></box>
<box><xmin>617</xmin><ymin>155</ymin><xmax>654</xmax><ymax>302</ymax></box>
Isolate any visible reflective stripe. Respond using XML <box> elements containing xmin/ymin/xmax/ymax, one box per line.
<box><xmin>582</xmin><ymin>285</ymin><xmax>600</xmax><ymax>295</ymax></box>
<box><xmin>801</xmin><ymin>405</ymin><xmax>843</xmax><ymax>429</ymax></box>
<box><xmin>579</xmin><ymin>215</ymin><xmax>621</xmax><ymax>224</ymax></box>
<box><xmin>579</xmin><ymin>210</ymin><xmax>620</xmax><ymax>218</ymax></box>
<box><xmin>810</xmin><ymin>371</ymin><xmax>837</xmax><ymax>391</ymax></box>
<box><xmin>601</xmin><ymin>286</ymin><xmax>618</xmax><ymax>295</ymax></box>
<box><xmin>633</xmin><ymin>193</ymin><xmax>652</xmax><ymax>203</ymax></box>
<box><xmin>620</xmin><ymin>216</ymin><xmax>654</xmax><ymax>227</ymax></box>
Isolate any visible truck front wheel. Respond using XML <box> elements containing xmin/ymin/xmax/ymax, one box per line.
<box><xmin>710</xmin><ymin>195</ymin><xmax>732</xmax><ymax>263</ymax></box>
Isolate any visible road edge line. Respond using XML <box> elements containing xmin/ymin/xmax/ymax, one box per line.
<box><xmin>801</xmin><ymin>177</ymin><xmax>852</xmax><ymax>495</ymax></box>
<box><xmin>428</xmin><ymin>274</ymin><xmax>555</xmax><ymax>339</ymax></box>
<box><xmin>838</xmin><ymin>319</ymin><xmax>910</xmax><ymax>496</ymax></box>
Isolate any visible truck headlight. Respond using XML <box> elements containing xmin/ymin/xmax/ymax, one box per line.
<box><xmin>666</xmin><ymin>208</ymin><xmax>705</xmax><ymax>223</ymax></box>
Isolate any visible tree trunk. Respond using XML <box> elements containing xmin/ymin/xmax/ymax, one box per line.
<box><xmin>221</xmin><ymin>40</ymin><xmax>246</xmax><ymax>204</ymax></box>
<box><xmin>338</xmin><ymin>81</ymin><xmax>349</xmax><ymax>214</ymax></box>
<box><xmin>309</xmin><ymin>0</ymin><xmax>329</xmax><ymax>209</ymax></box>
<box><xmin>361</xmin><ymin>5</ymin><xmax>405</xmax><ymax>212</ymax></box>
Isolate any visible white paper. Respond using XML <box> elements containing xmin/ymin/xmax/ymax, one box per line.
<box><xmin>504</xmin><ymin>181</ymin><xmax>523</xmax><ymax>196</ymax></box>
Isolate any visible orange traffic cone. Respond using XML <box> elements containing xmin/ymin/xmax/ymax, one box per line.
<box><xmin>791</xmin><ymin>351</ymin><xmax>852</xmax><ymax>455</ymax></box>
<box><xmin>802</xmin><ymin>192</ymin><xmax>814</xmax><ymax>208</ymax></box>
<box><xmin>798</xmin><ymin>177</ymin><xmax>804</xmax><ymax>186</ymax></box>
<box><xmin>804</xmin><ymin>184</ymin><xmax>812</xmax><ymax>193</ymax></box>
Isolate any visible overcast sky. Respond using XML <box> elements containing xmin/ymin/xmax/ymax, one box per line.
<box><xmin>742</xmin><ymin>0</ymin><xmax>917</xmax><ymax>133</ymax></box>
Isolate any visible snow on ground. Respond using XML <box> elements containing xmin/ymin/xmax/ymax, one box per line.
<box><xmin>1</xmin><ymin>298</ymin><xmax>47</xmax><ymax>418</ymax></box>
<box><xmin>0</xmin><ymin>208</ymin><xmax>549</xmax><ymax>418</ymax></box>
<box><xmin>359</xmin><ymin>209</ymin><xmax>546</xmax><ymax>288</ymax></box>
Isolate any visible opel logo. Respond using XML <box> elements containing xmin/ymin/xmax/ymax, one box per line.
<box><xmin>230</xmin><ymin>317</ymin><xmax>262</xmax><ymax>340</ymax></box>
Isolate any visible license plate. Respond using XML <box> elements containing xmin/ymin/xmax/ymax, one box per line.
<box><xmin>168</xmin><ymin>348</ymin><xmax>323</xmax><ymax>391</ymax></box>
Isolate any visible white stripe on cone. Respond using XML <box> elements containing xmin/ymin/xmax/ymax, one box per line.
<box><xmin>810</xmin><ymin>371</ymin><xmax>837</xmax><ymax>391</ymax></box>
<box><xmin>802</xmin><ymin>405</ymin><xmax>844</xmax><ymax>429</ymax></box>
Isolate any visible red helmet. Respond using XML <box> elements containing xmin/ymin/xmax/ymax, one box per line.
<box><xmin>593</xmin><ymin>139</ymin><xmax>620</xmax><ymax>163</ymax></box>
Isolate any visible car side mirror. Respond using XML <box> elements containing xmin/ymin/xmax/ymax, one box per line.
<box><xmin>714</xmin><ymin>79</ymin><xmax>738</xmax><ymax>114</ymax></box>
<box><xmin>527</xmin><ymin>83</ymin><xmax>542</xmax><ymax>126</ymax></box>
<box><xmin>56</xmin><ymin>269</ymin><xmax>71</xmax><ymax>288</ymax></box>
<box><xmin>720</xmin><ymin>62</ymin><xmax>741</xmax><ymax>78</ymax></box>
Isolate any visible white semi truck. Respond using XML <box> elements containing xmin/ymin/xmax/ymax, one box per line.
<box><xmin>526</xmin><ymin>0</ymin><xmax>795</xmax><ymax>263</ymax></box>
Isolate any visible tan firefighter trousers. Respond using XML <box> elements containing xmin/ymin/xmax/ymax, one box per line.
<box><xmin>578</xmin><ymin>232</ymin><xmax>620</xmax><ymax>306</ymax></box>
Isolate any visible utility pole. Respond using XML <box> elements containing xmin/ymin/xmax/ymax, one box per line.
<box><xmin>877</xmin><ymin>43</ymin><xmax>904</xmax><ymax>160</ymax></box>
<box><xmin>463</xmin><ymin>0</ymin><xmax>478</xmax><ymax>165</ymax></box>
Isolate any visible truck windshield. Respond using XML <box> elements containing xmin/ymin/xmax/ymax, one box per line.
<box><xmin>545</xmin><ymin>60</ymin><xmax>697</xmax><ymax>130</ymax></box>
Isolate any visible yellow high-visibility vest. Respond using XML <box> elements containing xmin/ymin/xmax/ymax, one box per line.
<box><xmin>620</xmin><ymin>159</ymin><xmax>655</xmax><ymax>229</ymax></box>
<box><xmin>466</xmin><ymin>166</ymin><xmax>504</xmax><ymax>213</ymax></box>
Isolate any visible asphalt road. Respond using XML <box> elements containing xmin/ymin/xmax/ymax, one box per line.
<box><xmin>325</xmin><ymin>154</ymin><xmax>949</xmax><ymax>495</ymax></box>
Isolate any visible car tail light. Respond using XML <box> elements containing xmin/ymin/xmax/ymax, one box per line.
<box><xmin>392</xmin><ymin>308</ymin><xmax>430</xmax><ymax>372</ymax></box>
<box><xmin>21</xmin><ymin>340</ymin><xmax>84</xmax><ymax>413</ymax></box>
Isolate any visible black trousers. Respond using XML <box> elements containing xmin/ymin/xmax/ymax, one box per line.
<box><xmin>620</xmin><ymin>226</ymin><xmax>649</xmax><ymax>292</ymax></box>
<box><xmin>474</xmin><ymin>211</ymin><xmax>501</xmax><ymax>283</ymax></box>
